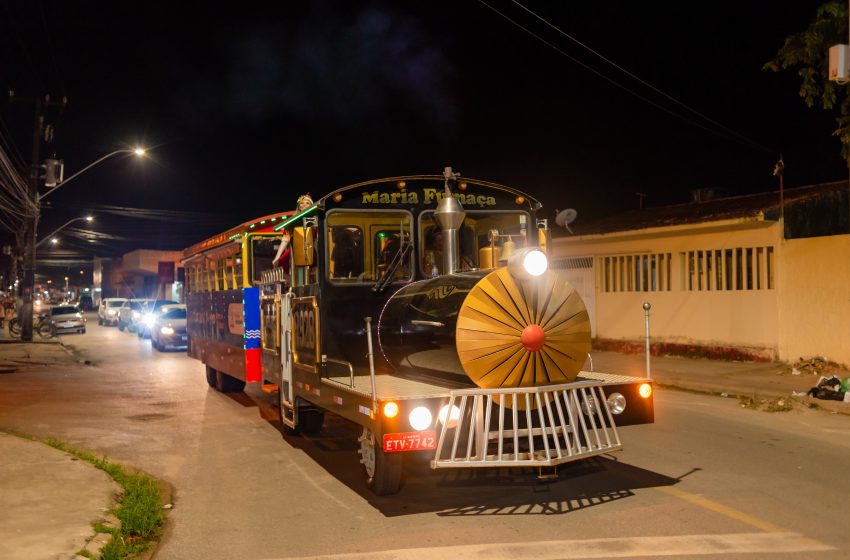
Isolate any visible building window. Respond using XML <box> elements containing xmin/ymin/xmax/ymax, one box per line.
<box><xmin>599</xmin><ymin>253</ymin><xmax>671</xmax><ymax>292</ymax></box>
<box><xmin>681</xmin><ymin>246</ymin><xmax>774</xmax><ymax>291</ymax></box>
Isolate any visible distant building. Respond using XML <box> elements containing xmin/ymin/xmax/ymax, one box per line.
<box><xmin>552</xmin><ymin>181</ymin><xmax>850</xmax><ymax>366</ymax></box>
<box><xmin>93</xmin><ymin>249</ymin><xmax>184</xmax><ymax>304</ymax></box>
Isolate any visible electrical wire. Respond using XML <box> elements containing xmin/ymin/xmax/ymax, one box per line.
<box><xmin>480</xmin><ymin>0</ymin><xmax>775</xmax><ymax>153</ymax></box>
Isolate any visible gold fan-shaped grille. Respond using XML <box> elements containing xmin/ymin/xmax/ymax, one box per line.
<box><xmin>456</xmin><ymin>268</ymin><xmax>591</xmax><ymax>389</ymax></box>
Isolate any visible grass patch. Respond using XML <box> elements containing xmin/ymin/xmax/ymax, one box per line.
<box><xmin>36</xmin><ymin>436</ymin><xmax>166</xmax><ymax>559</ymax></box>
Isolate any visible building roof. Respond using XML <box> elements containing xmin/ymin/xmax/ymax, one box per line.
<box><xmin>559</xmin><ymin>181</ymin><xmax>849</xmax><ymax>237</ymax></box>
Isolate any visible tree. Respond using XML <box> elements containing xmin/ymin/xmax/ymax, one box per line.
<box><xmin>765</xmin><ymin>1</ymin><xmax>850</xmax><ymax>163</ymax></box>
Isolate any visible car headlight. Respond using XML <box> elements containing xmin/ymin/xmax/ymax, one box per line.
<box><xmin>132</xmin><ymin>311</ymin><xmax>141</xmax><ymax>319</ymax></box>
<box><xmin>507</xmin><ymin>248</ymin><xmax>548</xmax><ymax>279</ymax></box>
<box><xmin>409</xmin><ymin>406</ymin><xmax>433</xmax><ymax>431</ymax></box>
<box><xmin>160</xmin><ymin>326</ymin><xmax>174</xmax><ymax>335</ymax></box>
<box><xmin>107</xmin><ymin>309</ymin><xmax>116</xmax><ymax>316</ymax></box>
<box><xmin>143</xmin><ymin>314</ymin><xmax>155</xmax><ymax>327</ymax></box>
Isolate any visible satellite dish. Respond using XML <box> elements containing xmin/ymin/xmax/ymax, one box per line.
<box><xmin>555</xmin><ymin>209</ymin><xmax>578</xmax><ymax>233</ymax></box>
<box><xmin>555</xmin><ymin>208</ymin><xmax>578</xmax><ymax>234</ymax></box>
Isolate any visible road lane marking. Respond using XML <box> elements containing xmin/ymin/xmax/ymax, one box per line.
<box><xmin>656</xmin><ymin>486</ymin><xmax>785</xmax><ymax>533</ymax></box>
<box><xmin>267</xmin><ymin>532</ymin><xmax>833</xmax><ymax>559</ymax></box>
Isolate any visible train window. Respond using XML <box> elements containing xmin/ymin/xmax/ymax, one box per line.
<box><xmin>216</xmin><ymin>258</ymin><xmax>226</xmax><ymax>290</ymax></box>
<box><xmin>419</xmin><ymin>211</ymin><xmax>531</xmax><ymax>274</ymax></box>
<box><xmin>261</xmin><ymin>297</ymin><xmax>278</xmax><ymax>352</ymax></box>
<box><xmin>328</xmin><ymin>226</ymin><xmax>364</xmax><ymax>280</ymax></box>
<box><xmin>374</xmin><ymin>230</ymin><xmax>411</xmax><ymax>281</ymax></box>
<box><xmin>249</xmin><ymin>236</ymin><xmax>282</xmax><ymax>284</ymax></box>
<box><xmin>326</xmin><ymin>210</ymin><xmax>412</xmax><ymax>284</ymax></box>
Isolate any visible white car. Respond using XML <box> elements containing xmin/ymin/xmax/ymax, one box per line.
<box><xmin>45</xmin><ymin>304</ymin><xmax>86</xmax><ymax>335</ymax></box>
<box><xmin>97</xmin><ymin>298</ymin><xmax>127</xmax><ymax>326</ymax></box>
<box><xmin>150</xmin><ymin>304</ymin><xmax>187</xmax><ymax>351</ymax></box>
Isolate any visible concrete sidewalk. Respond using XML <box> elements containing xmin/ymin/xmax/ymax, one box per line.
<box><xmin>0</xmin><ymin>433</ymin><xmax>120</xmax><ymax>560</ymax></box>
<box><xmin>590</xmin><ymin>350</ymin><xmax>850</xmax><ymax>415</ymax></box>
<box><xmin>0</xmin><ymin>338</ymin><xmax>848</xmax><ymax>559</ymax></box>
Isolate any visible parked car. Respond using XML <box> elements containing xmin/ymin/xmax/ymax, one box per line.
<box><xmin>150</xmin><ymin>304</ymin><xmax>187</xmax><ymax>351</ymax></box>
<box><xmin>97</xmin><ymin>298</ymin><xmax>127</xmax><ymax>326</ymax></box>
<box><xmin>44</xmin><ymin>304</ymin><xmax>86</xmax><ymax>335</ymax></box>
<box><xmin>137</xmin><ymin>300</ymin><xmax>179</xmax><ymax>338</ymax></box>
<box><xmin>117</xmin><ymin>299</ymin><xmax>152</xmax><ymax>332</ymax></box>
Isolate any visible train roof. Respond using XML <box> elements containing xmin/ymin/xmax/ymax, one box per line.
<box><xmin>183</xmin><ymin>211</ymin><xmax>292</xmax><ymax>257</ymax></box>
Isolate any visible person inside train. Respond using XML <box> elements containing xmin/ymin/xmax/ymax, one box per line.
<box><xmin>272</xmin><ymin>194</ymin><xmax>313</xmax><ymax>268</ymax></box>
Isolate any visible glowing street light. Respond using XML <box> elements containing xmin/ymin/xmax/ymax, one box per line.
<box><xmin>21</xmin><ymin>147</ymin><xmax>147</xmax><ymax>341</ymax></box>
<box><xmin>36</xmin><ymin>215</ymin><xmax>94</xmax><ymax>248</ymax></box>
<box><xmin>39</xmin><ymin>148</ymin><xmax>147</xmax><ymax>201</ymax></box>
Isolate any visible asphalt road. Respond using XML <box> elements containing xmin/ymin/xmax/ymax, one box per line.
<box><xmin>0</xmin><ymin>313</ymin><xmax>849</xmax><ymax>559</ymax></box>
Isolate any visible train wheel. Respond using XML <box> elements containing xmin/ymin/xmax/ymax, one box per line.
<box><xmin>358</xmin><ymin>428</ymin><xmax>402</xmax><ymax>495</ymax></box>
<box><xmin>216</xmin><ymin>371</ymin><xmax>245</xmax><ymax>393</ymax></box>
<box><xmin>205</xmin><ymin>365</ymin><xmax>217</xmax><ymax>388</ymax></box>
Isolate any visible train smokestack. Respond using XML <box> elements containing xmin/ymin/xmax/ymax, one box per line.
<box><xmin>433</xmin><ymin>167</ymin><xmax>466</xmax><ymax>274</ymax></box>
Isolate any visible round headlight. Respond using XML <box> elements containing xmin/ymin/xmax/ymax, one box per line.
<box><xmin>438</xmin><ymin>404</ymin><xmax>461</xmax><ymax>428</ymax></box>
<box><xmin>409</xmin><ymin>406</ymin><xmax>433</xmax><ymax>431</ymax></box>
<box><xmin>507</xmin><ymin>248</ymin><xmax>548</xmax><ymax>279</ymax></box>
<box><xmin>160</xmin><ymin>326</ymin><xmax>174</xmax><ymax>335</ymax></box>
<box><xmin>639</xmin><ymin>383</ymin><xmax>653</xmax><ymax>398</ymax></box>
<box><xmin>580</xmin><ymin>396</ymin><xmax>599</xmax><ymax>416</ymax></box>
<box><xmin>522</xmin><ymin>250</ymin><xmax>548</xmax><ymax>276</ymax></box>
<box><xmin>606</xmin><ymin>392</ymin><xmax>627</xmax><ymax>414</ymax></box>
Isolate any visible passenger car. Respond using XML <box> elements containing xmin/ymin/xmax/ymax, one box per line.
<box><xmin>137</xmin><ymin>300</ymin><xmax>179</xmax><ymax>338</ymax></box>
<box><xmin>150</xmin><ymin>304</ymin><xmax>187</xmax><ymax>351</ymax></box>
<box><xmin>44</xmin><ymin>304</ymin><xmax>86</xmax><ymax>335</ymax></box>
<box><xmin>117</xmin><ymin>299</ymin><xmax>152</xmax><ymax>332</ymax></box>
<box><xmin>97</xmin><ymin>298</ymin><xmax>127</xmax><ymax>326</ymax></box>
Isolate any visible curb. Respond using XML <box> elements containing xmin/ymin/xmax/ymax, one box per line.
<box><xmin>655</xmin><ymin>381</ymin><xmax>850</xmax><ymax>416</ymax></box>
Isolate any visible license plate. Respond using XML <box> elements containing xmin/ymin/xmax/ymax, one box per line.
<box><xmin>383</xmin><ymin>431</ymin><xmax>437</xmax><ymax>453</ymax></box>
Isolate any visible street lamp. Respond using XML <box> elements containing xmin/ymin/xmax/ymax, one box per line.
<box><xmin>36</xmin><ymin>216</ymin><xmax>94</xmax><ymax>248</ymax></box>
<box><xmin>19</xmin><ymin>147</ymin><xmax>147</xmax><ymax>341</ymax></box>
<box><xmin>39</xmin><ymin>148</ymin><xmax>147</xmax><ymax>202</ymax></box>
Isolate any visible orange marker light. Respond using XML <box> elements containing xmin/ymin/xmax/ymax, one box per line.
<box><xmin>639</xmin><ymin>383</ymin><xmax>653</xmax><ymax>398</ymax></box>
<box><xmin>383</xmin><ymin>401</ymin><xmax>399</xmax><ymax>418</ymax></box>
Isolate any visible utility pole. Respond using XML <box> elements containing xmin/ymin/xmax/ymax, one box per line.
<box><xmin>19</xmin><ymin>97</ymin><xmax>42</xmax><ymax>341</ymax></box>
<box><xmin>15</xmin><ymin>94</ymin><xmax>66</xmax><ymax>341</ymax></box>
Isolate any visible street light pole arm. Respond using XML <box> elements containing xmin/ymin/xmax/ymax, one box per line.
<box><xmin>35</xmin><ymin>217</ymin><xmax>89</xmax><ymax>248</ymax></box>
<box><xmin>38</xmin><ymin>150</ymin><xmax>131</xmax><ymax>202</ymax></box>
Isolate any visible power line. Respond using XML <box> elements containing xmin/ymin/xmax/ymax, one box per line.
<box><xmin>480</xmin><ymin>0</ymin><xmax>775</xmax><ymax>154</ymax></box>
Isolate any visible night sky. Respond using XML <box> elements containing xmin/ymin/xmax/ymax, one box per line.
<box><xmin>1</xmin><ymin>1</ymin><xmax>845</xmax><ymax>279</ymax></box>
